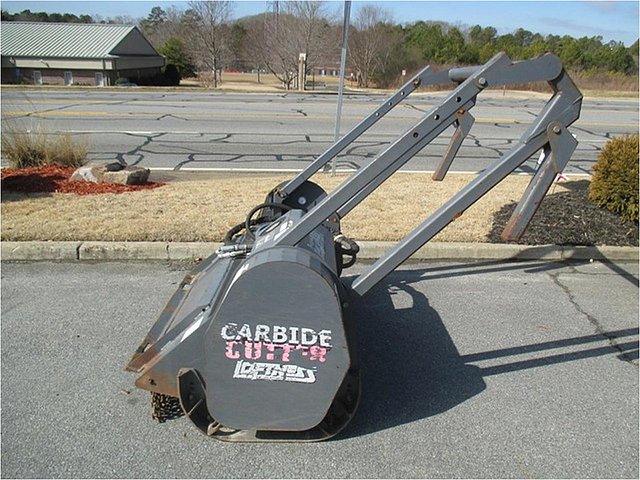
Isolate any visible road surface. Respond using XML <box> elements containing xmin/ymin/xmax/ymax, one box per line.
<box><xmin>1</xmin><ymin>260</ymin><xmax>638</xmax><ymax>478</ymax></box>
<box><xmin>2</xmin><ymin>89</ymin><xmax>638</xmax><ymax>175</ymax></box>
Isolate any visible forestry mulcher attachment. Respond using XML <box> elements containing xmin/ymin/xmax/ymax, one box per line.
<box><xmin>126</xmin><ymin>53</ymin><xmax>582</xmax><ymax>442</ymax></box>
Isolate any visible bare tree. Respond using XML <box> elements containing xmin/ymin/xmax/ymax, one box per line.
<box><xmin>348</xmin><ymin>4</ymin><xmax>393</xmax><ymax>87</ymax></box>
<box><xmin>95</xmin><ymin>13</ymin><xmax>139</xmax><ymax>25</ymax></box>
<box><xmin>139</xmin><ymin>7</ymin><xmax>188</xmax><ymax>48</ymax></box>
<box><xmin>240</xmin><ymin>16</ymin><xmax>268</xmax><ymax>82</ymax></box>
<box><xmin>184</xmin><ymin>0</ymin><xmax>232</xmax><ymax>88</ymax></box>
<box><xmin>251</xmin><ymin>1</ymin><xmax>334</xmax><ymax>90</ymax></box>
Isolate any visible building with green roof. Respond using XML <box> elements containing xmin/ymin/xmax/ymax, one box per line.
<box><xmin>1</xmin><ymin>22</ymin><xmax>165</xmax><ymax>86</ymax></box>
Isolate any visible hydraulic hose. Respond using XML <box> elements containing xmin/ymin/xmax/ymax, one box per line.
<box><xmin>244</xmin><ymin>202</ymin><xmax>293</xmax><ymax>240</ymax></box>
<box><xmin>224</xmin><ymin>202</ymin><xmax>295</xmax><ymax>245</ymax></box>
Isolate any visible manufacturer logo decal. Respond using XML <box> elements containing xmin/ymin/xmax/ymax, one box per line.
<box><xmin>220</xmin><ymin>323</ymin><xmax>332</xmax><ymax>383</ymax></box>
<box><xmin>233</xmin><ymin>361</ymin><xmax>316</xmax><ymax>383</ymax></box>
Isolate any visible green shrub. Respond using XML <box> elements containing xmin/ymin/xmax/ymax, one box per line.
<box><xmin>163</xmin><ymin>64</ymin><xmax>181</xmax><ymax>86</ymax></box>
<box><xmin>1</xmin><ymin>127</ymin><xmax>87</xmax><ymax>169</ymax></box>
<box><xmin>589</xmin><ymin>134</ymin><xmax>639</xmax><ymax>222</ymax></box>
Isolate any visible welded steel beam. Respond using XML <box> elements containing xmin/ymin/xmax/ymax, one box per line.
<box><xmin>279</xmin><ymin>65</ymin><xmax>435</xmax><ymax>197</ymax></box>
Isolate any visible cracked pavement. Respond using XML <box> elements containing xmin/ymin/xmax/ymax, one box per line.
<box><xmin>2</xmin><ymin>90</ymin><xmax>637</xmax><ymax>174</ymax></box>
<box><xmin>1</xmin><ymin>260</ymin><xmax>637</xmax><ymax>478</ymax></box>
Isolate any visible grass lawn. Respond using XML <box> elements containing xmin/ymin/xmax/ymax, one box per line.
<box><xmin>2</xmin><ymin>172</ymin><xmax>537</xmax><ymax>243</ymax></box>
<box><xmin>3</xmin><ymin>171</ymin><xmax>637</xmax><ymax>246</ymax></box>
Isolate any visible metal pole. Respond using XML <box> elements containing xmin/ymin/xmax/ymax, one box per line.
<box><xmin>331</xmin><ymin>0</ymin><xmax>351</xmax><ymax>176</ymax></box>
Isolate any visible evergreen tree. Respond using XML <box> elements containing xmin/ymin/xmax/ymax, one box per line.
<box><xmin>158</xmin><ymin>37</ymin><xmax>196</xmax><ymax>78</ymax></box>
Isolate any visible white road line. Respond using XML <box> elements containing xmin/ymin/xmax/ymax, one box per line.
<box><xmin>149</xmin><ymin>166</ymin><xmax>592</xmax><ymax>176</ymax></box>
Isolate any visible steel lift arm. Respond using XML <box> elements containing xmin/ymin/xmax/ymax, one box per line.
<box><xmin>273</xmin><ymin>52</ymin><xmax>581</xmax><ymax>296</ymax></box>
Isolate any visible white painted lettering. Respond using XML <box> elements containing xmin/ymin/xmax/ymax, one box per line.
<box><xmin>300</xmin><ymin>328</ymin><xmax>318</xmax><ymax>346</ymax></box>
<box><xmin>272</xmin><ymin>325</ymin><xmax>288</xmax><ymax>343</ymax></box>
<box><xmin>318</xmin><ymin>329</ymin><xmax>333</xmax><ymax>348</ymax></box>
<box><xmin>237</xmin><ymin>323</ymin><xmax>252</xmax><ymax>340</ymax></box>
<box><xmin>288</xmin><ymin>327</ymin><xmax>300</xmax><ymax>344</ymax></box>
<box><xmin>254</xmin><ymin>324</ymin><xmax>271</xmax><ymax>342</ymax></box>
<box><xmin>220</xmin><ymin>323</ymin><xmax>238</xmax><ymax>341</ymax></box>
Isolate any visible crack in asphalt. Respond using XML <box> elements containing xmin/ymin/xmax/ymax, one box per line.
<box><xmin>7</xmin><ymin>98</ymin><xmax>134</xmax><ymax>118</ymax></box>
<box><xmin>405</xmin><ymin>103</ymin><xmax>429</xmax><ymax>113</ymax></box>
<box><xmin>115</xmin><ymin>132</ymin><xmax>167</xmax><ymax>166</ymax></box>
<box><xmin>547</xmin><ymin>269</ymin><xmax>639</xmax><ymax>366</ymax></box>
<box><xmin>468</xmin><ymin>133</ymin><xmax>504</xmax><ymax>157</ymax></box>
<box><xmin>169</xmin><ymin>152</ymin><xmax>361</xmax><ymax>170</ymax></box>
<box><xmin>74</xmin><ymin>128</ymin><xmax>594</xmax><ymax>176</ymax></box>
<box><xmin>9</xmin><ymin>103</ymin><xmax>80</xmax><ymax>118</ymax></box>
<box><xmin>156</xmin><ymin>113</ymin><xmax>187</xmax><ymax>121</ymax></box>
<box><xmin>208</xmin><ymin>133</ymin><xmax>232</xmax><ymax>143</ymax></box>
<box><xmin>344</xmin><ymin>141</ymin><xmax>388</xmax><ymax>156</ymax></box>
<box><xmin>570</xmin><ymin>125</ymin><xmax>613</xmax><ymax>148</ymax></box>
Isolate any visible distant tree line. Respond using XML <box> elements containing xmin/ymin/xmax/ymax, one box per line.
<box><xmin>1</xmin><ymin>9</ymin><xmax>93</xmax><ymax>23</ymax></box>
<box><xmin>142</xmin><ymin>3</ymin><xmax>640</xmax><ymax>88</ymax></box>
<box><xmin>2</xmin><ymin>3</ymin><xmax>638</xmax><ymax>89</ymax></box>
<box><xmin>380</xmin><ymin>22</ymin><xmax>638</xmax><ymax>86</ymax></box>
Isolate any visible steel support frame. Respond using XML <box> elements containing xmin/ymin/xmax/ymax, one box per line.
<box><xmin>272</xmin><ymin>52</ymin><xmax>582</xmax><ymax>297</ymax></box>
<box><xmin>432</xmin><ymin>109</ymin><xmax>475</xmax><ymax>181</ymax></box>
<box><xmin>279</xmin><ymin>65</ymin><xmax>434</xmax><ymax>197</ymax></box>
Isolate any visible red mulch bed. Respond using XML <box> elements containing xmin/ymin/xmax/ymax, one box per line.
<box><xmin>1</xmin><ymin>165</ymin><xmax>165</xmax><ymax>195</ymax></box>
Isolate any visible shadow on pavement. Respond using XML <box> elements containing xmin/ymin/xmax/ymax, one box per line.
<box><xmin>343</xmin><ymin>270</ymin><xmax>485</xmax><ymax>438</ymax></box>
<box><xmin>339</xmin><ymin>261</ymin><xmax>638</xmax><ymax>439</ymax></box>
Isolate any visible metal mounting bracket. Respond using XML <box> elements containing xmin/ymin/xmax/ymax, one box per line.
<box><xmin>432</xmin><ymin>109</ymin><xmax>476</xmax><ymax>181</ymax></box>
<box><xmin>501</xmin><ymin>122</ymin><xmax>578</xmax><ymax>241</ymax></box>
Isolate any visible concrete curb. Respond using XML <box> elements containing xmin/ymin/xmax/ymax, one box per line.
<box><xmin>1</xmin><ymin>241</ymin><xmax>637</xmax><ymax>262</ymax></box>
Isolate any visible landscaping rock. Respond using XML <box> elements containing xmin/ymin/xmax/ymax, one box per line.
<box><xmin>103</xmin><ymin>166</ymin><xmax>150</xmax><ymax>185</ymax></box>
<box><xmin>70</xmin><ymin>165</ymin><xmax>99</xmax><ymax>182</ymax></box>
<box><xmin>103</xmin><ymin>162</ymin><xmax>124</xmax><ymax>172</ymax></box>
<box><xmin>70</xmin><ymin>163</ymin><xmax>149</xmax><ymax>185</ymax></box>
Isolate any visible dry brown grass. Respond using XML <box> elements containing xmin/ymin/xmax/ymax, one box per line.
<box><xmin>572</xmin><ymin>69</ymin><xmax>639</xmax><ymax>92</ymax></box>
<box><xmin>1</xmin><ymin>172</ymin><xmax>573</xmax><ymax>243</ymax></box>
<box><xmin>411</xmin><ymin>67</ymin><xmax>639</xmax><ymax>95</ymax></box>
<box><xmin>185</xmin><ymin>71</ymin><xmax>351</xmax><ymax>91</ymax></box>
<box><xmin>1</xmin><ymin>126</ymin><xmax>87</xmax><ymax>168</ymax></box>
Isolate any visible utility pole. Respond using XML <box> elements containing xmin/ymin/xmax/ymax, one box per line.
<box><xmin>268</xmin><ymin>0</ymin><xmax>279</xmax><ymax>34</ymax></box>
<box><xmin>298</xmin><ymin>53</ymin><xmax>306</xmax><ymax>92</ymax></box>
<box><xmin>330</xmin><ymin>0</ymin><xmax>351</xmax><ymax>176</ymax></box>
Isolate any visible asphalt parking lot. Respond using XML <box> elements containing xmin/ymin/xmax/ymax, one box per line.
<box><xmin>1</xmin><ymin>260</ymin><xmax>638</xmax><ymax>478</ymax></box>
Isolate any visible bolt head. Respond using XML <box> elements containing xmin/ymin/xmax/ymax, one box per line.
<box><xmin>478</xmin><ymin>77</ymin><xmax>487</xmax><ymax>86</ymax></box>
<box><xmin>552</xmin><ymin>125</ymin><xmax>561</xmax><ymax>134</ymax></box>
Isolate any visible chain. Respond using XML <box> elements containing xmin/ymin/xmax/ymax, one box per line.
<box><xmin>151</xmin><ymin>392</ymin><xmax>184</xmax><ymax>423</ymax></box>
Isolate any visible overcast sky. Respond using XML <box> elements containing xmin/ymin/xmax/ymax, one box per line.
<box><xmin>3</xmin><ymin>1</ymin><xmax>639</xmax><ymax>46</ymax></box>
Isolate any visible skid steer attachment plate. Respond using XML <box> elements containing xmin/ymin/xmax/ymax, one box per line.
<box><xmin>128</xmin><ymin>52</ymin><xmax>582</xmax><ymax>442</ymax></box>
